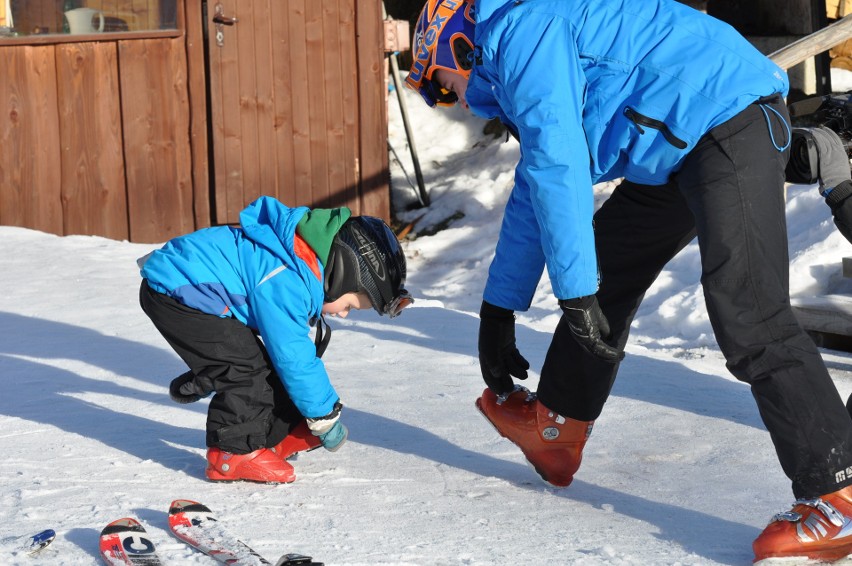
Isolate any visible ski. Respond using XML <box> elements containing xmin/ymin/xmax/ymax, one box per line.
<box><xmin>99</xmin><ymin>518</ymin><xmax>163</xmax><ymax>566</ymax></box>
<box><xmin>3</xmin><ymin>528</ymin><xmax>56</xmax><ymax>557</ymax></box>
<box><xmin>168</xmin><ymin>499</ymin><xmax>322</xmax><ymax>565</ymax></box>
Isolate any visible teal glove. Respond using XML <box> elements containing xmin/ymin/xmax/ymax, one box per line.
<box><xmin>317</xmin><ymin>421</ymin><xmax>348</xmax><ymax>452</ymax></box>
<box><xmin>306</xmin><ymin>402</ymin><xmax>348</xmax><ymax>452</ymax></box>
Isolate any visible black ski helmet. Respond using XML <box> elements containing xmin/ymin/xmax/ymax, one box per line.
<box><xmin>324</xmin><ymin>216</ymin><xmax>411</xmax><ymax>317</ymax></box>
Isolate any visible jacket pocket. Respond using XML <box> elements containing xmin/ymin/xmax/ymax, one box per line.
<box><xmin>623</xmin><ymin>107</ymin><xmax>688</xmax><ymax>150</ymax></box>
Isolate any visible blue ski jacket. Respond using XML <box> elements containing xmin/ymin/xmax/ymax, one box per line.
<box><xmin>140</xmin><ymin>196</ymin><xmax>342</xmax><ymax>419</ymax></box>
<box><xmin>466</xmin><ymin>0</ymin><xmax>789</xmax><ymax>309</ymax></box>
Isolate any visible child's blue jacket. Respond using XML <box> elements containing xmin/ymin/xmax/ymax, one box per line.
<box><xmin>466</xmin><ymin>0</ymin><xmax>789</xmax><ymax>309</ymax></box>
<box><xmin>141</xmin><ymin>196</ymin><xmax>339</xmax><ymax>419</ymax></box>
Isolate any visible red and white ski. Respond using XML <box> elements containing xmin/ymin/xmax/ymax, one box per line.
<box><xmin>168</xmin><ymin>499</ymin><xmax>321</xmax><ymax>565</ymax></box>
<box><xmin>169</xmin><ymin>499</ymin><xmax>323</xmax><ymax>566</ymax></box>
<box><xmin>99</xmin><ymin>518</ymin><xmax>163</xmax><ymax>566</ymax></box>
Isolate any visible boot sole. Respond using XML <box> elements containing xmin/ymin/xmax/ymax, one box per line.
<box><xmin>754</xmin><ymin>554</ymin><xmax>852</xmax><ymax>565</ymax></box>
<box><xmin>206</xmin><ymin>474</ymin><xmax>295</xmax><ymax>485</ymax></box>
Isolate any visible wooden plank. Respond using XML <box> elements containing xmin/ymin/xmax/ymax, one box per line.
<box><xmin>270</xmin><ymin>0</ymin><xmax>296</xmax><ymax>206</ymax></box>
<box><xmin>792</xmin><ymin>295</ymin><xmax>852</xmax><ymax>345</ymax></box>
<box><xmin>0</xmin><ymin>31</ymin><xmax>182</xmax><ymax>47</ymax></box>
<box><xmin>287</xmin><ymin>0</ymin><xmax>312</xmax><ymax>207</ymax></box>
<box><xmin>119</xmin><ymin>37</ymin><xmax>193</xmax><ymax>242</ymax></box>
<box><xmin>209</xmin><ymin>0</ymin><xmax>244</xmax><ymax>224</ymax></box>
<box><xmin>770</xmin><ymin>12</ymin><xmax>852</xmax><ymax>69</ymax></box>
<box><xmin>234</xmin><ymin>0</ymin><xmax>262</xmax><ymax>208</ymax></box>
<box><xmin>182</xmin><ymin>0</ymin><xmax>209</xmax><ymax>230</ymax></box>
<box><xmin>0</xmin><ymin>45</ymin><xmax>63</xmax><ymax>234</ymax></box>
<box><xmin>250</xmin><ymin>0</ymin><xmax>277</xmax><ymax>205</ymax></box>
<box><xmin>55</xmin><ymin>42</ymin><xmax>128</xmax><ymax>240</ymax></box>
<box><xmin>321</xmin><ymin>0</ymin><xmax>353</xmax><ymax>211</ymax></box>
<box><xmin>338</xmin><ymin>0</ymin><xmax>359</xmax><ymax>213</ymax></box>
<box><xmin>356</xmin><ymin>0</ymin><xmax>389</xmax><ymax>221</ymax></box>
<box><xmin>305</xmin><ymin>0</ymin><xmax>329</xmax><ymax>207</ymax></box>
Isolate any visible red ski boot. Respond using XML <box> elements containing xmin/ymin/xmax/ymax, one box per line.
<box><xmin>753</xmin><ymin>485</ymin><xmax>852</xmax><ymax>563</ymax></box>
<box><xmin>205</xmin><ymin>447</ymin><xmax>295</xmax><ymax>483</ymax></box>
<box><xmin>476</xmin><ymin>387</ymin><xmax>593</xmax><ymax>487</ymax></box>
<box><xmin>270</xmin><ymin>420</ymin><xmax>322</xmax><ymax>460</ymax></box>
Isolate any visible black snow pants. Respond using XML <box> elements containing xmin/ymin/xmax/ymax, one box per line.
<box><xmin>139</xmin><ymin>280</ymin><xmax>301</xmax><ymax>454</ymax></box>
<box><xmin>536</xmin><ymin>96</ymin><xmax>852</xmax><ymax>499</ymax></box>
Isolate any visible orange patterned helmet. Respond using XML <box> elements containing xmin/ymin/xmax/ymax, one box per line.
<box><xmin>405</xmin><ymin>0</ymin><xmax>475</xmax><ymax>107</ymax></box>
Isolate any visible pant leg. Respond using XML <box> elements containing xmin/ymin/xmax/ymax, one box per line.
<box><xmin>537</xmin><ymin>180</ymin><xmax>697</xmax><ymax>421</ymax></box>
<box><xmin>675</xmin><ymin>98</ymin><xmax>852</xmax><ymax>498</ymax></box>
<box><xmin>139</xmin><ymin>280</ymin><xmax>300</xmax><ymax>453</ymax></box>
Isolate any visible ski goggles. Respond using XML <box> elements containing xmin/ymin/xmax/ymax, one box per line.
<box><xmin>418</xmin><ymin>79</ymin><xmax>459</xmax><ymax>107</ymax></box>
<box><xmin>384</xmin><ymin>289</ymin><xmax>414</xmax><ymax>318</ymax></box>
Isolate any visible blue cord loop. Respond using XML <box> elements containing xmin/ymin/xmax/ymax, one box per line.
<box><xmin>757</xmin><ymin>102</ymin><xmax>791</xmax><ymax>152</ymax></box>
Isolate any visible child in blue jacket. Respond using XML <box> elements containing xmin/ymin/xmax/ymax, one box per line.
<box><xmin>408</xmin><ymin>0</ymin><xmax>852</xmax><ymax>561</ymax></box>
<box><xmin>138</xmin><ymin>196</ymin><xmax>412</xmax><ymax>483</ymax></box>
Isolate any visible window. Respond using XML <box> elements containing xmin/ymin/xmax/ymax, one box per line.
<box><xmin>3</xmin><ymin>0</ymin><xmax>177</xmax><ymax>37</ymax></box>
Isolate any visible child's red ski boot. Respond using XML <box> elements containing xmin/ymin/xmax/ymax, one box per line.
<box><xmin>205</xmin><ymin>447</ymin><xmax>295</xmax><ymax>483</ymax></box>
<box><xmin>476</xmin><ymin>387</ymin><xmax>593</xmax><ymax>487</ymax></box>
<box><xmin>753</xmin><ymin>485</ymin><xmax>852</xmax><ymax>563</ymax></box>
<box><xmin>270</xmin><ymin>420</ymin><xmax>322</xmax><ymax>460</ymax></box>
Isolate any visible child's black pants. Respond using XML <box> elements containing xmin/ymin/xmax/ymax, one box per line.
<box><xmin>139</xmin><ymin>280</ymin><xmax>300</xmax><ymax>454</ymax></box>
<box><xmin>536</xmin><ymin>97</ymin><xmax>852</xmax><ymax>499</ymax></box>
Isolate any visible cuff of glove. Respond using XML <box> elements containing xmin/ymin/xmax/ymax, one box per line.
<box><xmin>558</xmin><ymin>295</ymin><xmax>595</xmax><ymax>310</ymax></box>
<box><xmin>306</xmin><ymin>401</ymin><xmax>343</xmax><ymax>435</ymax></box>
<box><xmin>480</xmin><ymin>300</ymin><xmax>514</xmax><ymax>321</ymax></box>
<box><xmin>826</xmin><ymin>180</ymin><xmax>852</xmax><ymax>211</ymax></box>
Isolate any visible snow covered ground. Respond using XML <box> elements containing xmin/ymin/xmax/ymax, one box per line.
<box><xmin>5</xmin><ymin>71</ymin><xmax>852</xmax><ymax>565</ymax></box>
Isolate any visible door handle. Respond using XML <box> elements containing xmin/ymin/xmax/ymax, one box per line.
<box><xmin>212</xmin><ymin>13</ymin><xmax>238</xmax><ymax>26</ymax></box>
<box><xmin>212</xmin><ymin>3</ymin><xmax>237</xmax><ymax>47</ymax></box>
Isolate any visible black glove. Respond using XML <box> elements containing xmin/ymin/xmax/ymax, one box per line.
<box><xmin>478</xmin><ymin>301</ymin><xmax>530</xmax><ymax>395</ymax></box>
<box><xmin>559</xmin><ymin>295</ymin><xmax>624</xmax><ymax>363</ymax></box>
<box><xmin>169</xmin><ymin>371</ymin><xmax>213</xmax><ymax>404</ymax></box>
<box><xmin>811</xmin><ymin>126</ymin><xmax>852</xmax><ymax>193</ymax></box>
<box><xmin>807</xmin><ymin>126</ymin><xmax>852</xmax><ymax>244</ymax></box>
<box><xmin>825</xmin><ymin>180</ymin><xmax>852</xmax><ymax>244</ymax></box>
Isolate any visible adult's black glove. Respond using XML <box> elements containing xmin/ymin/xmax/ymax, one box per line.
<box><xmin>559</xmin><ymin>295</ymin><xmax>624</xmax><ymax>363</ymax></box>
<box><xmin>478</xmin><ymin>300</ymin><xmax>529</xmax><ymax>395</ymax></box>
<box><xmin>825</xmin><ymin>180</ymin><xmax>852</xmax><ymax>244</ymax></box>
<box><xmin>812</xmin><ymin>126</ymin><xmax>852</xmax><ymax>193</ymax></box>
<box><xmin>809</xmin><ymin>126</ymin><xmax>852</xmax><ymax>244</ymax></box>
<box><xmin>169</xmin><ymin>371</ymin><xmax>213</xmax><ymax>404</ymax></box>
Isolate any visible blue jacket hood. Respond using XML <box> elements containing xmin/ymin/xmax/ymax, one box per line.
<box><xmin>240</xmin><ymin>196</ymin><xmax>308</xmax><ymax>265</ymax></box>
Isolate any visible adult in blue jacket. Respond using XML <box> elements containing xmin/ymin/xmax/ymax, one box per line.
<box><xmin>407</xmin><ymin>0</ymin><xmax>852</xmax><ymax>560</ymax></box>
<box><xmin>139</xmin><ymin>196</ymin><xmax>412</xmax><ymax>483</ymax></box>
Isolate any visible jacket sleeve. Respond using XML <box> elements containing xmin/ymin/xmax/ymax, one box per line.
<box><xmin>490</xmin><ymin>13</ymin><xmax>599</xmax><ymax>302</ymax></box>
<box><xmin>484</xmin><ymin>168</ymin><xmax>546</xmax><ymax>311</ymax></box>
<box><xmin>250</xmin><ymin>271</ymin><xmax>338</xmax><ymax>419</ymax></box>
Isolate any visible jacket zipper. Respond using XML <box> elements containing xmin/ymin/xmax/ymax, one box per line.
<box><xmin>623</xmin><ymin>107</ymin><xmax>688</xmax><ymax>150</ymax></box>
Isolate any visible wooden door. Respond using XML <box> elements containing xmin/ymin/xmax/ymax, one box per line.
<box><xmin>206</xmin><ymin>0</ymin><xmax>387</xmax><ymax>225</ymax></box>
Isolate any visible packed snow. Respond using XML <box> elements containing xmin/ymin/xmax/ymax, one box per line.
<box><xmin>5</xmin><ymin>71</ymin><xmax>852</xmax><ymax>566</ymax></box>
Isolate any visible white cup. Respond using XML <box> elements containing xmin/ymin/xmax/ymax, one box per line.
<box><xmin>65</xmin><ymin>7</ymin><xmax>105</xmax><ymax>34</ymax></box>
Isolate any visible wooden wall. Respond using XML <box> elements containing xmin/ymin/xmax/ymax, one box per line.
<box><xmin>0</xmin><ymin>0</ymin><xmax>390</xmax><ymax>243</ymax></box>
<box><xmin>207</xmin><ymin>0</ymin><xmax>388</xmax><ymax>226</ymax></box>
<box><xmin>0</xmin><ymin>38</ymin><xmax>194</xmax><ymax>242</ymax></box>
